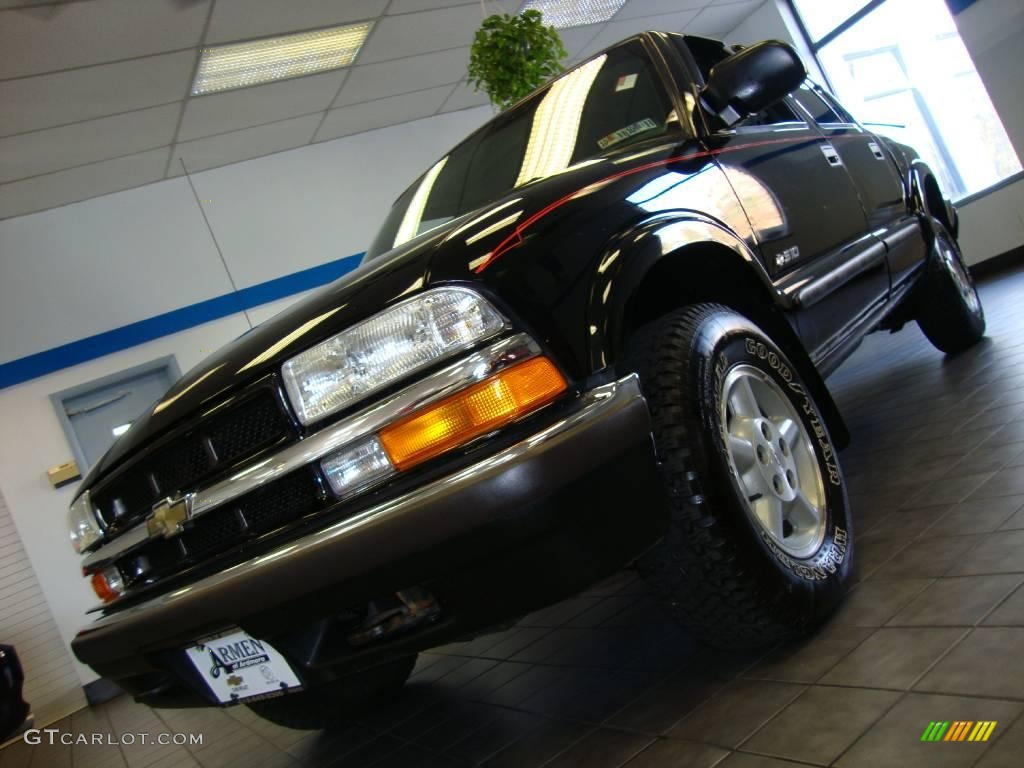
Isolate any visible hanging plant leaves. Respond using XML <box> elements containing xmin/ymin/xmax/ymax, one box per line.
<box><xmin>468</xmin><ymin>9</ymin><xmax>568</xmax><ymax>111</ymax></box>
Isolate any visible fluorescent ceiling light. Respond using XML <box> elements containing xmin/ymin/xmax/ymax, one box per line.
<box><xmin>521</xmin><ymin>0</ymin><xmax>626</xmax><ymax>28</ymax></box>
<box><xmin>192</xmin><ymin>22</ymin><xmax>372</xmax><ymax>95</ymax></box>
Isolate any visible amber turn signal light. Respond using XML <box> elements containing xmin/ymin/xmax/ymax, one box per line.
<box><xmin>90</xmin><ymin>568</ymin><xmax>123</xmax><ymax>603</ymax></box>
<box><xmin>91</xmin><ymin>572</ymin><xmax>117</xmax><ymax>602</ymax></box>
<box><xmin>379</xmin><ymin>356</ymin><xmax>567</xmax><ymax>471</ymax></box>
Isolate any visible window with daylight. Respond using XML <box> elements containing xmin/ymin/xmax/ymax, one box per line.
<box><xmin>791</xmin><ymin>0</ymin><xmax>1021</xmax><ymax>200</ymax></box>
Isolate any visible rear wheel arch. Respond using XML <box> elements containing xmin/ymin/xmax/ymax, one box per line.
<box><xmin>910</xmin><ymin>161</ymin><xmax>958</xmax><ymax>238</ymax></box>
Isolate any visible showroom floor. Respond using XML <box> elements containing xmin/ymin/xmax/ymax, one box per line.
<box><xmin>4</xmin><ymin>264</ymin><xmax>1024</xmax><ymax>768</ymax></box>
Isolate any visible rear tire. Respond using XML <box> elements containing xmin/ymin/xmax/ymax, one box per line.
<box><xmin>247</xmin><ymin>655</ymin><xmax>416</xmax><ymax>730</ymax></box>
<box><xmin>629</xmin><ymin>305</ymin><xmax>853</xmax><ymax>648</ymax></box>
<box><xmin>916</xmin><ymin>221</ymin><xmax>985</xmax><ymax>354</ymax></box>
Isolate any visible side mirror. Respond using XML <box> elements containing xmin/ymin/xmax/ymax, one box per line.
<box><xmin>701</xmin><ymin>41</ymin><xmax>806</xmax><ymax>127</ymax></box>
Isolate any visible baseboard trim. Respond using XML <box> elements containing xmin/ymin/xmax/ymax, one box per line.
<box><xmin>970</xmin><ymin>246</ymin><xmax>1023</xmax><ymax>279</ymax></box>
<box><xmin>84</xmin><ymin>678</ymin><xmax>123</xmax><ymax>707</ymax></box>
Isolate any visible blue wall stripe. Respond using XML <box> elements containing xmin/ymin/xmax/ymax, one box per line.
<box><xmin>945</xmin><ymin>0</ymin><xmax>979</xmax><ymax>14</ymax></box>
<box><xmin>0</xmin><ymin>252</ymin><xmax>364</xmax><ymax>391</ymax></box>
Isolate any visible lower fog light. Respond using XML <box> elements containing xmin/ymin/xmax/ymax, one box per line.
<box><xmin>91</xmin><ymin>566</ymin><xmax>124</xmax><ymax>603</ymax></box>
<box><xmin>320</xmin><ymin>435</ymin><xmax>395</xmax><ymax>497</ymax></box>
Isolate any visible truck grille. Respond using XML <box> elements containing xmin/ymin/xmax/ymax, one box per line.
<box><xmin>117</xmin><ymin>468</ymin><xmax>327</xmax><ymax>589</ymax></box>
<box><xmin>92</xmin><ymin>389</ymin><xmax>295</xmax><ymax>532</ymax></box>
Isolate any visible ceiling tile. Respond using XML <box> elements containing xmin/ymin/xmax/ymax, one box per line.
<box><xmin>178</xmin><ymin>70</ymin><xmax>347</xmax><ymax>142</ymax></box>
<box><xmin>169</xmin><ymin>114</ymin><xmax>321</xmax><ymax>176</ymax></box>
<box><xmin>438</xmin><ymin>80</ymin><xmax>490</xmax><ymax>113</ymax></box>
<box><xmin>0</xmin><ymin>0</ymin><xmax>210</xmax><ymax>79</ymax></box>
<box><xmin>334</xmin><ymin>47</ymin><xmax>468</xmax><ymax>107</ymax></box>
<box><xmin>0</xmin><ymin>148</ymin><xmax>169</xmax><ymax>221</ymax></box>
<box><xmin>0</xmin><ymin>104</ymin><xmax>180</xmax><ymax>184</ymax></box>
<box><xmin>0</xmin><ymin>51</ymin><xmax>195</xmax><ymax>138</ymax></box>
<box><xmin>315</xmin><ymin>85</ymin><xmax>453</xmax><ymax>142</ymax></box>
<box><xmin>613</xmin><ymin>0</ymin><xmax>710</xmax><ymax>20</ymax></box>
<box><xmin>357</xmin><ymin>5</ymin><xmax>483</xmax><ymax>64</ymax></box>
<box><xmin>579</xmin><ymin>10</ymin><xmax>701</xmax><ymax>58</ymax></box>
<box><xmin>684</xmin><ymin>0</ymin><xmax>763</xmax><ymax>37</ymax></box>
<box><xmin>0</xmin><ymin>0</ymin><xmax>85</xmax><ymax>7</ymax></box>
<box><xmin>387</xmin><ymin>0</ymin><xmax>478</xmax><ymax>14</ymax></box>
<box><xmin>557</xmin><ymin>23</ymin><xmax>604</xmax><ymax>58</ymax></box>
<box><xmin>206</xmin><ymin>0</ymin><xmax>387</xmax><ymax>44</ymax></box>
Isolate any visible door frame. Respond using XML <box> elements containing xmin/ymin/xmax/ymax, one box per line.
<box><xmin>50</xmin><ymin>355</ymin><xmax>180</xmax><ymax>472</ymax></box>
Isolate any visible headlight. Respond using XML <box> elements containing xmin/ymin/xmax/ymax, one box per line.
<box><xmin>282</xmin><ymin>287</ymin><xmax>506</xmax><ymax>425</ymax></box>
<box><xmin>68</xmin><ymin>490</ymin><xmax>102</xmax><ymax>553</ymax></box>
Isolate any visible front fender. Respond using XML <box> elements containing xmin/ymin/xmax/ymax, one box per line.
<box><xmin>586</xmin><ymin>211</ymin><xmax>790</xmax><ymax>370</ymax></box>
<box><xmin>585</xmin><ymin>211</ymin><xmax>850</xmax><ymax>449</ymax></box>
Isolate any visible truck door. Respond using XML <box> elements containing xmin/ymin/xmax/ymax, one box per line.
<box><xmin>791</xmin><ymin>83</ymin><xmax>922</xmax><ymax>289</ymax></box>
<box><xmin>670</xmin><ymin>36</ymin><xmax>888</xmax><ymax>364</ymax></box>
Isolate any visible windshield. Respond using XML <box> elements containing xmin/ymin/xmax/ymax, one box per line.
<box><xmin>366</xmin><ymin>38</ymin><xmax>679</xmax><ymax>260</ymax></box>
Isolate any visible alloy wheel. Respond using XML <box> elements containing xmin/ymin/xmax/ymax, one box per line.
<box><xmin>720</xmin><ymin>364</ymin><xmax>827</xmax><ymax>559</ymax></box>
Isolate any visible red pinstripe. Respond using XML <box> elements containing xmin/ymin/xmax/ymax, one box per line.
<box><xmin>473</xmin><ymin>134</ymin><xmax>821</xmax><ymax>273</ymax></box>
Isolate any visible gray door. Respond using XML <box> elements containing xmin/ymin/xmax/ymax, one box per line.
<box><xmin>58</xmin><ymin>363</ymin><xmax>177</xmax><ymax>468</ymax></box>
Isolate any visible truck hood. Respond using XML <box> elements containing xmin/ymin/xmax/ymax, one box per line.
<box><xmin>79</xmin><ymin>136</ymin><xmax>698</xmax><ymax>493</ymax></box>
<box><xmin>79</xmin><ymin>231</ymin><xmax>444</xmax><ymax>491</ymax></box>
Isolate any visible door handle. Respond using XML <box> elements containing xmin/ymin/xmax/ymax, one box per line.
<box><xmin>867</xmin><ymin>141</ymin><xmax>886</xmax><ymax>161</ymax></box>
<box><xmin>820</xmin><ymin>143</ymin><xmax>843</xmax><ymax>166</ymax></box>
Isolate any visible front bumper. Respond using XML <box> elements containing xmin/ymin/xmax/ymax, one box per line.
<box><xmin>72</xmin><ymin>375</ymin><xmax>666</xmax><ymax>707</ymax></box>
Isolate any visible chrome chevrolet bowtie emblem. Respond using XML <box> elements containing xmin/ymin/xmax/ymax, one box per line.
<box><xmin>146</xmin><ymin>495</ymin><xmax>193</xmax><ymax>539</ymax></box>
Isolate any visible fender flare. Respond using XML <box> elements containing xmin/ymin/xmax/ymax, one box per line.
<box><xmin>908</xmin><ymin>160</ymin><xmax>958</xmax><ymax>238</ymax></box>
<box><xmin>587</xmin><ymin>211</ymin><xmax>850</xmax><ymax>448</ymax></box>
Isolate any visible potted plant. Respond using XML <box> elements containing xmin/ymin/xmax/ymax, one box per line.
<box><xmin>468</xmin><ymin>9</ymin><xmax>567</xmax><ymax>110</ymax></box>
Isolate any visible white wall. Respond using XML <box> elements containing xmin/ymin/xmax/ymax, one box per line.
<box><xmin>0</xmin><ymin>105</ymin><xmax>491</xmax><ymax>364</ymax></box>
<box><xmin>957</xmin><ymin>0</ymin><xmax>1024</xmax><ymax>158</ymax></box>
<box><xmin>0</xmin><ymin>487</ymin><xmax>86</xmax><ymax>728</ymax></box>
<box><xmin>0</xmin><ymin>103</ymin><xmax>491</xmax><ymax>701</ymax></box>
<box><xmin>957</xmin><ymin>177</ymin><xmax>1024</xmax><ymax>265</ymax></box>
<box><xmin>954</xmin><ymin>0</ymin><xmax>1024</xmax><ymax>262</ymax></box>
<box><xmin>724</xmin><ymin>0</ymin><xmax>1024</xmax><ymax>266</ymax></box>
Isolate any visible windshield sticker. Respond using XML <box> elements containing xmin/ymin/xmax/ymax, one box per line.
<box><xmin>615</xmin><ymin>73</ymin><xmax>638</xmax><ymax>92</ymax></box>
<box><xmin>597</xmin><ymin>118</ymin><xmax>658</xmax><ymax>150</ymax></box>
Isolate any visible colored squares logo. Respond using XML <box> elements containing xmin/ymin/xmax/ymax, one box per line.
<box><xmin>921</xmin><ymin>721</ymin><xmax>997</xmax><ymax>742</ymax></box>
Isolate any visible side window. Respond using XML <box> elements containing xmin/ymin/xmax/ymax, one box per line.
<box><xmin>816</xmin><ymin>87</ymin><xmax>856</xmax><ymax>123</ymax></box>
<box><xmin>677</xmin><ymin>35</ymin><xmax>804</xmax><ymax>128</ymax></box>
<box><xmin>738</xmin><ymin>100</ymin><xmax>803</xmax><ymax>127</ymax></box>
<box><xmin>792</xmin><ymin>82</ymin><xmax>854</xmax><ymax>125</ymax></box>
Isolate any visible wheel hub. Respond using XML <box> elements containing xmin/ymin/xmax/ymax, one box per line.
<box><xmin>750</xmin><ymin>417</ymin><xmax>799</xmax><ymax>503</ymax></box>
<box><xmin>720</xmin><ymin>364</ymin><xmax>827</xmax><ymax>559</ymax></box>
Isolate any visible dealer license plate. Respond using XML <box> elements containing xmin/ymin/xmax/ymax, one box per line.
<box><xmin>184</xmin><ymin>629</ymin><xmax>303</xmax><ymax>704</ymax></box>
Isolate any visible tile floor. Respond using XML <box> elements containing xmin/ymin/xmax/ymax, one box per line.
<box><xmin>3</xmin><ymin>264</ymin><xmax>1024</xmax><ymax>768</ymax></box>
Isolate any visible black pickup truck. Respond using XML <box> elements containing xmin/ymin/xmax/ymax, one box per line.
<box><xmin>69</xmin><ymin>33</ymin><xmax>984</xmax><ymax>729</ymax></box>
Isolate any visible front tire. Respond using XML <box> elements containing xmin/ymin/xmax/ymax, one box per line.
<box><xmin>629</xmin><ymin>305</ymin><xmax>853</xmax><ymax>648</ymax></box>
<box><xmin>916</xmin><ymin>221</ymin><xmax>985</xmax><ymax>353</ymax></box>
<box><xmin>247</xmin><ymin>655</ymin><xmax>416</xmax><ymax>730</ymax></box>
